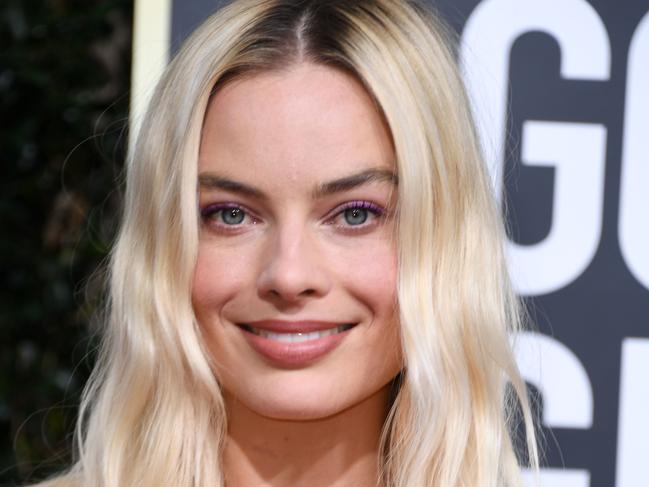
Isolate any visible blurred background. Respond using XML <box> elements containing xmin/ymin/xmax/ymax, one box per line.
<box><xmin>1</xmin><ymin>1</ymin><xmax>131</xmax><ymax>483</ymax></box>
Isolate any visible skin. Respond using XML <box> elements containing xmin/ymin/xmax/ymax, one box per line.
<box><xmin>193</xmin><ymin>63</ymin><xmax>402</xmax><ymax>486</ymax></box>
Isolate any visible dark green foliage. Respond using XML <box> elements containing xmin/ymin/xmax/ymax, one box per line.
<box><xmin>0</xmin><ymin>1</ymin><xmax>132</xmax><ymax>483</ymax></box>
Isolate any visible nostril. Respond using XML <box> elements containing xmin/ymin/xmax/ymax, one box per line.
<box><xmin>267</xmin><ymin>287</ymin><xmax>316</xmax><ymax>300</ymax></box>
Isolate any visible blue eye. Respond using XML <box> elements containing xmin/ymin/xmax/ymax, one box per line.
<box><xmin>200</xmin><ymin>204</ymin><xmax>251</xmax><ymax>227</ymax></box>
<box><xmin>330</xmin><ymin>201</ymin><xmax>385</xmax><ymax>230</ymax></box>
<box><xmin>221</xmin><ymin>207</ymin><xmax>245</xmax><ymax>225</ymax></box>
<box><xmin>343</xmin><ymin>208</ymin><xmax>369</xmax><ymax>225</ymax></box>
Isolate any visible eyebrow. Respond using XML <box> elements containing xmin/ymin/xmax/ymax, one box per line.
<box><xmin>198</xmin><ymin>173</ymin><xmax>266</xmax><ymax>199</ymax></box>
<box><xmin>312</xmin><ymin>168</ymin><xmax>398</xmax><ymax>198</ymax></box>
<box><xmin>197</xmin><ymin>168</ymin><xmax>398</xmax><ymax>199</ymax></box>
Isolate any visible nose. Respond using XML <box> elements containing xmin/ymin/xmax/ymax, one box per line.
<box><xmin>256</xmin><ymin>225</ymin><xmax>331</xmax><ymax>304</ymax></box>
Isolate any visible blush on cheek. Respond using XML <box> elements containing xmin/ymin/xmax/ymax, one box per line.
<box><xmin>191</xmin><ymin>259</ymin><xmax>238</xmax><ymax>367</ymax></box>
<box><xmin>350</xmin><ymin>248</ymin><xmax>397</xmax><ymax>290</ymax></box>
<box><xmin>192</xmin><ymin>251</ymin><xmax>241</xmax><ymax>315</ymax></box>
<box><xmin>333</xmin><ymin>247</ymin><xmax>398</xmax><ymax>321</ymax></box>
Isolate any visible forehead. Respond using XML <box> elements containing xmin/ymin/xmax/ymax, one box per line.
<box><xmin>198</xmin><ymin>63</ymin><xmax>395</xmax><ymax>189</ymax></box>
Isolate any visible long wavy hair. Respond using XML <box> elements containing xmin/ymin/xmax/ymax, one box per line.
<box><xmin>39</xmin><ymin>0</ymin><xmax>538</xmax><ymax>485</ymax></box>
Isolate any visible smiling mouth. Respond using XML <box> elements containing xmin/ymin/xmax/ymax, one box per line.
<box><xmin>238</xmin><ymin>323</ymin><xmax>355</xmax><ymax>343</ymax></box>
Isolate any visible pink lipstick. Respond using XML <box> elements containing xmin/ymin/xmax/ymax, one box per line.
<box><xmin>237</xmin><ymin>320</ymin><xmax>355</xmax><ymax>368</ymax></box>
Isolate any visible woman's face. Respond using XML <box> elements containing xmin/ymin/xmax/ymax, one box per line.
<box><xmin>193</xmin><ymin>63</ymin><xmax>402</xmax><ymax>420</ymax></box>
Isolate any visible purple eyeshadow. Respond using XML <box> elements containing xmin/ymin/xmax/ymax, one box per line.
<box><xmin>336</xmin><ymin>200</ymin><xmax>385</xmax><ymax>216</ymax></box>
<box><xmin>200</xmin><ymin>203</ymin><xmax>241</xmax><ymax>218</ymax></box>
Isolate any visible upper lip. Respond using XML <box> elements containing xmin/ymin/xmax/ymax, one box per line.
<box><xmin>239</xmin><ymin>320</ymin><xmax>354</xmax><ymax>333</ymax></box>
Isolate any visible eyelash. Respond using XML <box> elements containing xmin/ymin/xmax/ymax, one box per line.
<box><xmin>199</xmin><ymin>200</ymin><xmax>386</xmax><ymax>234</ymax></box>
<box><xmin>325</xmin><ymin>200</ymin><xmax>385</xmax><ymax>232</ymax></box>
<box><xmin>200</xmin><ymin>203</ymin><xmax>260</xmax><ymax>231</ymax></box>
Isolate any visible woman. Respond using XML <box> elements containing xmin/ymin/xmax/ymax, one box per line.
<box><xmin>39</xmin><ymin>0</ymin><xmax>538</xmax><ymax>485</ymax></box>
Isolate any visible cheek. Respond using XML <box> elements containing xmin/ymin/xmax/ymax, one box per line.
<box><xmin>331</xmin><ymin>240</ymin><xmax>401</xmax><ymax>375</ymax></box>
<box><xmin>192</xmin><ymin>246</ymin><xmax>252</xmax><ymax>318</ymax></box>
<box><xmin>347</xmin><ymin>242</ymin><xmax>401</xmax><ymax>357</ymax></box>
<box><xmin>335</xmin><ymin>240</ymin><xmax>398</xmax><ymax>312</ymax></box>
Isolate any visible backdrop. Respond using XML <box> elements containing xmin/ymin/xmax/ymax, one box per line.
<box><xmin>131</xmin><ymin>1</ymin><xmax>649</xmax><ymax>486</ymax></box>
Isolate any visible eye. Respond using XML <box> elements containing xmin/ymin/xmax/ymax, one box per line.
<box><xmin>200</xmin><ymin>203</ymin><xmax>258</xmax><ymax>229</ymax></box>
<box><xmin>342</xmin><ymin>207</ymin><xmax>369</xmax><ymax>225</ymax></box>
<box><xmin>221</xmin><ymin>207</ymin><xmax>245</xmax><ymax>225</ymax></box>
<box><xmin>328</xmin><ymin>200</ymin><xmax>385</xmax><ymax>229</ymax></box>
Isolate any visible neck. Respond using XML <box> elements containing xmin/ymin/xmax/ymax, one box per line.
<box><xmin>223</xmin><ymin>385</ymin><xmax>391</xmax><ymax>487</ymax></box>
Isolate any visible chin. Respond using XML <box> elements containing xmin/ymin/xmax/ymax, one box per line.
<box><xmin>251</xmin><ymin>398</ymin><xmax>346</xmax><ymax>422</ymax></box>
<box><xmin>224</xmin><ymin>368</ymin><xmax>367</xmax><ymax>421</ymax></box>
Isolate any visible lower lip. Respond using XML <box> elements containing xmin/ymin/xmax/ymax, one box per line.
<box><xmin>239</xmin><ymin>325</ymin><xmax>354</xmax><ymax>368</ymax></box>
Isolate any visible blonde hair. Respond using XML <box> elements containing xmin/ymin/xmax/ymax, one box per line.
<box><xmin>39</xmin><ymin>0</ymin><xmax>538</xmax><ymax>485</ymax></box>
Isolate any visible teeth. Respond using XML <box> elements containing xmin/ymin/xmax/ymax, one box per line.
<box><xmin>246</xmin><ymin>324</ymin><xmax>353</xmax><ymax>343</ymax></box>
